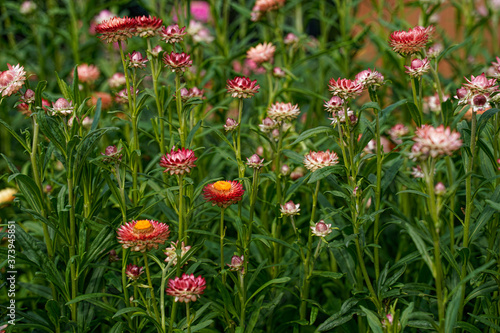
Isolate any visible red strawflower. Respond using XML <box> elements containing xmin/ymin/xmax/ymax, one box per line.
<box><xmin>162</xmin><ymin>52</ymin><xmax>193</xmax><ymax>72</ymax></box>
<box><xmin>166</xmin><ymin>273</ymin><xmax>206</xmax><ymax>303</ymax></box>
<box><xmin>160</xmin><ymin>24</ymin><xmax>187</xmax><ymax>43</ymax></box>
<box><xmin>125</xmin><ymin>264</ymin><xmax>144</xmax><ymax>280</ymax></box>
<box><xmin>389</xmin><ymin>26</ymin><xmax>434</xmax><ymax>55</ymax></box>
<box><xmin>117</xmin><ymin>219</ymin><xmax>170</xmax><ymax>252</ymax></box>
<box><xmin>159</xmin><ymin>146</ymin><xmax>197</xmax><ymax>175</ymax></box>
<box><xmin>226</xmin><ymin>76</ymin><xmax>260</xmax><ymax>98</ymax></box>
<box><xmin>95</xmin><ymin>16</ymin><xmax>137</xmax><ymax>43</ymax></box>
<box><xmin>135</xmin><ymin>15</ymin><xmax>163</xmax><ymax>37</ymax></box>
<box><xmin>203</xmin><ymin>180</ymin><xmax>245</xmax><ymax>208</ymax></box>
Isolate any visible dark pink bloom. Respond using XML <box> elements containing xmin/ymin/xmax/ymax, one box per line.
<box><xmin>163</xmin><ymin>52</ymin><xmax>193</xmax><ymax>72</ymax></box>
<box><xmin>135</xmin><ymin>15</ymin><xmax>163</xmax><ymax>37</ymax></box>
<box><xmin>117</xmin><ymin>220</ymin><xmax>170</xmax><ymax>252</ymax></box>
<box><xmin>389</xmin><ymin>26</ymin><xmax>434</xmax><ymax>55</ymax></box>
<box><xmin>203</xmin><ymin>181</ymin><xmax>245</xmax><ymax>208</ymax></box>
<box><xmin>160</xmin><ymin>24</ymin><xmax>187</xmax><ymax>44</ymax></box>
<box><xmin>328</xmin><ymin>78</ymin><xmax>364</xmax><ymax>99</ymax></box>
<box><xmin>166</xmin><ymin>273</ymin><xmax>206</xmax><ymax>303</ymax></box>
<box><xmin>159</xmin><ymin>146</ymin><xmax>197</xmax><ymax>175</ymax></box>
<box><xmin>226</xmin><ymin>76</ymin><xmax>260</xmax><ymax>98</ymax></box>
<box><xmin>95</xmin><ymin>16</ymin><xmax>137</xmax><ymax>43</ymax></box>
<box><xmin>126</xmin><ymin>264</ymin><xmax>144</xmax><ymax>280</ymax></box>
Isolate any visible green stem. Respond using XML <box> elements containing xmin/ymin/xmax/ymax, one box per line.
<box><xmin>175</xmin><ymin>73</ymin><xmax>185</xmax><ymax>147</ymax></box>
<box><xmin>239</xmin><ymin>271</ymin><xmax>246</xmax><ymax>329</ymax></box>
<box><xmin>236</xmin><ymin>98</ymin><xmax>244</xmax><ymax>178</ymax></box>
<box><xmin>143</xmin><ymin>253</ymin><xmax>161</xmax><ymax>323</ymax></box>
<box><xmin>220</xmin><ymin>208</ymin><xmax>226</xmax><ymax>283</ymax></box>
<box><xmin>169</xmin><ymin>302</ymin><xmax>178</xmax><ymax>333</ymax></box>
<box><xmin>186</xmin><ymin>302</ymin><xmax>191</xmax><ymax>333</ymax></box>
<box><xmin>411</xmin><ymin>77</ymin><xmax>423</xmax><ymax>121</ymax></box>
<box><xmin>67</xmin><ymin>175</ymin><xmax>77</xmax><ymax>321</ymax></box>
<box><xmin>374</xmin><ymin>109</ymin><xmax>382</xmax><ymax>281</ymax></box>
<box><xmin>66</xmin><ymin>0</ymin><xmax>80</xmax><ymax>65</ymax></box>
<box><xmin>178</xmin><ymin>174</ymin><xmax>185</xmax><ymax>243</ymax></box>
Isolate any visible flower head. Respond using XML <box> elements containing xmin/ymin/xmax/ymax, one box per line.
<box><xmin>95</xmin><ymin>16</ymin><xmax>137</xmax><ymax>43</ymax></box>
<box><xmin>101</xmin><ymin>145</ymin><xmax>123</xmax><ymax>163</ymax></box>
<box><xmin>329</xmin><ymin>108</ymin><xmax>358</xmax><ymax>127</ymax></box>
<box><xmin>150</xmin><ymin>45</ymin><xmax>163</xmax><ymax>57</ymax></box>
<box><xmin>267</xmin><ymin>102</ymin><xmax>300</xmax><ymax>122</ymax></box>
<box><xmin>160</xmin><ymin>147</ymin><xmax>197</xmax><ymax>175</ymax></box>
<box><xmin>405</xmin><ymin>58</ymin><xmax>430</xmax><ymax>77</ymax></box>
<box><xmin>389</xmin><ymin>26</ymin><xmax>434</xmax><ymax>55</ymax></box>
<box><xmin>126</xmin><ymin>264</ymin><xmax>144</xmax><ymax>280</ymax></box>
<box><xmin>311</xmin><ymin>220</ymin><xmax>332</xmax><ymax>237</ymax></box>
<box><xmin>117</xmin><ymin>219</ymin><xmax>170</xmax><ymax>252</ymax></box>
<box><xmin>0</xmin><ymin>188</ymin><xmax>16</xmax><ymax>205</ymax></box>
<box><xmin>188</xmin><ymin>20</ymin><xmax>214</xmax><ymax>44</ymax></box>
<box><xmin>324</xmin><ymin>96</ymin><xmax>344</xmax><ymax>113</ymax></box>
<box><xmin>258</xmin><ymin>117</ymin><xmax>279</xmax><ymax>132</ymax></box>
<box><xmin>51</xmin><ymin>98</ymin><xmax>74</xmax><ymax>116</ymax></box>
<box><xmin>388</xmin><ymin>124</ymin><xmax>409</xmax><ymax>144</ymax></box>
<box><xmin>284</xmin><ymin>33</ymin><xmax>299</xmax><ymax>46</ymax></box>
<box><xmin>427</xmin><ymin>43</ymin><xmax>444</xmax><ymax>58</ymax></box>
<box><xmin>179</xmin><ymin>87</ymin><xmax>205</xmax><ymax>101</ymax></box>
<box><xmin>290</xmin><ymin>167</ymin><xmax>305</xmax><ymax>180</ymax></box>
<box><xmin>224</xmin><ymin>118</ymin><xmax>239</xmax><ymax>131</ymax></box>
<box><xmin>0</xmin><ymin>64</ymin><xmax>26</xmax><ymax>97</ymax></box>
<box><xmin>166</xmin><ymin>273</ymin><xmax>206</xmax><ymax>303</ymax></box>
<box><xmin>280</xmin><ymin>200</ymin><xmax>300</xmax><ymax>216</ymax></box>
<box><xmin>227</xmin><ymin>255</ymin><xmax>245</xmax><ymax>273</ymax></box>
<box><xmin>304</xmin><ymin>150</ymin><xmax>339</xmax><ymax>172</ymax></box>
<box><xmin>160</xmin><ymin>24</ymin><xmax>187</xmax><ymax>43</ymax></box>
<box><xmin>273</xmin><ymin>67</ymin><xmax>286</xmax><ymax>78</ymax></box>
<box><xmin>355</xmin><ymin>68</ymin><xmax>384</xmax><ymax>88</ymax></box>
<box><xmin>328</xmin><ymin>78</ymin><xmax>364</xmax><ymax>100</ymax></box>
<box><xmin>226</xmin><ymin>77</ymin><xmax>260</xmax><ymax>98</ymax></box>
<box><xmin>108</xmin><ymin>73</ymin><xmax>126</xmax><ymax>89</ymax></box>
<box><xmin>128</xmin><ymin>51</ymin><xmax>148</xmax><ymax>68</ymax></box>
<box><xmin>409</xmin><ymin>125</ymin><xmax>462</xmax><ymax>160</ymax></box>
<box><xmin>203</xmin><ymin>180</ymin><xmax>244</xmax><ymax>208</ymax></box>
<box><xmin>76</xmin><ymin>63</ymin><xmax>100</xmax><ymax>83</ymax></box>
<box><xmin>164</xmin><ymin>241</ymin><xmax>192</xmax><ymax>266</ymax></box>
<box><xmin>246</xmin><ymin>154</ymin><xmax>264</xmax><ymax>169</ymax></box>
<box><xmin>251</xmin><ymin>0</ymin><xmax>285</xmax><ymax>21</ymax></box>
<box><xmin>424</xmin><ymin>93</ymin><xmax>449</xmax><ymax>113</ymax></box>
<box><xmin>21</xmin><ymin>89</ymin><xmax>35</xmax><ymax>104</ymax></box>
<box><xmin>115</xmin><ymin>87</ymin><xmax>138</xmax><ymax>104</ymax></box>
<box><xmin>135</xmin><ymin>15</ymin><xmax>163</xmax><ymax>37</ymax></box>
<box><xmin>246</xmin><ymin>42</ymin><xmax>276</xmax><ymax>65</ymax></box>
<box><xmin>463</xmin><ymin>73</ymin><xmax>498</xmax><ymax>95</ymax></box>
<box><xmin>20</xmin><ymin>1</ymin><xmax>36</xmax><ymax>15</ymax></box>
<box><xmin>411</xmin><ymin>165</ymin><xmax>424</xmax><ymax>178</ymax></box>
<box><xmin>435</xmin><ymin>182</ymin><xmax>446</xmax><ymax>196</ymax></box>
<box><xmin>163</xmin><ymin>52</ymin><xmax>193</xmax><ymax>72</ymax></box>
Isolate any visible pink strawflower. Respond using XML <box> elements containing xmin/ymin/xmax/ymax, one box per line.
<box><xmin>411</xmin><ymin>165</ymin><xmax>424</xmax><ymax>178</ymax></box>
<box><xmin>20</xmin><ymin>1</ymin><xmax>36</xmax><ymax>15</ymax></box>
<box><xmin>115</xmin><ymin>86</ymin><xmax>138</xmax><ymax>104</ymax></box>
<box><xmin>179</xmin><ymin>87</ymin><xmax>205</xmax><ymax>101</ymax></box>
<box><xmin>329</xmin><ymin>108</ymin><xmax>358</xmax><ymax>126</ymax></box>
<box><xmin>164</xmin><ymin>241</ymin><xmax>192</xmax><ymax>266</ymax></box>
<box><xmin>280</xmin><ymin>200</ymin><xmax>300</xmax><ymax>216</ymax></box>
<box><xmin>311</xmin><ymin>220</ymin><xmax>332</xmax><ymax>237</ymax></box>
<box><xmin>117</xmin><ymin>219</ymin><xmax>170</xmax><ymax>252</ymax></box>
<box><xmin>428</xmin><ymin>43</ymin><xmax>444</xmax><ymax>58</ymax></box>
<box><xmin>409</xmin><ymin>125</ymin><xmax>462</xmax><ymax>160</ymax></box>
<box><xmin>284</xmin><ymin>33</ymin><xmax>299</xmax><ymax>46</ymax></box>
<box><xmin>163</xmin><ymin>52</ymin><xmax>193</xmax><ymax>72</ymax></box>
<box><xmin>405</xmin><ymin>58</ymin><xmax>430</xmax><ymax>77</ymax></box>
<box><xmin>463</xmin><ymin>73</ymin><xmax>498</xmax><ymax>95</ymax></box>
<box><xmin>246</xmin><ymin>154</ymin><xmax>264</xmax><ymax>168</ymax></box>
<box><xmin>281</xmin><ymin>164</ymin><xmax>290</xmax><ymax>175</ymax></box>
<box><xmin>251</xmin><ymin>0</ymin><xmax>285</xmax><ymax>21</ymax></box>
<box><xmin>304</xmin><ymin>150</ymin><xmax>339</xmax><ymax>172</ymax></box>
<box><xmin>188</xmin><ymin>20</ymin><xmax>214</xmax><ymax>44</ymax></box>
<box><xmin>21</xmin><ymin>88</ymin><xmax>35</xmax><ymax>104</ymax></box>
<box><xmin>108</xmin><ymin>73</ymin><xmax>126</xmax><ymax>89</ymax></box>
<box><xmin>95</xmin><ymin>16</ymin><xmax>137</xmax><ymax>43</ymax></box>
<box><xmin>160</xmin><ymin>24</ymin><xmax>187</xmax><ymax>43</ymax></box>
<box><xmin>388</xmin><ymin>124</ymin><xmax>409</xmax><ymax>144</ymax></box>
<box><xmin>245</xmin><ymin>59</ymin><xmax>266</xmax><ymax>75</ymax></box>
<box><xmin>227</xmin><ymin>255</ymin><xmax>245</xmax><ymax>273</ymax></box>
<box><xmin>0</xmin><ymin>63</ymin><xmax>26</xmax><ymax>97</ymax></box>
<box><xmin>224</xmin><ymin>118</ymin><xmax>239</xmax><ymax>131</ymax></box>
<box><xmin>128</xmin><ymin>51</ymin><xmax>148</xmax><ymax>68</ymax></box>
<box><xmin>273</xmin><ymin>67</ymin><xmax>286</xmax><ymax>78</ymax></box>
<box><xmin>166</xmin><ymin>273</ymin><xmax>206</xmax><ymax>303</ymax></box>
<box><xmin>135</xmin><ymin>15</ymin><xmax>163</xmax><ymax>37</ymax></box>
<box><xmin>389</xmin><ymin>26</ymin><xmax>435</xmax><ymax>55</ymax></box>
<box><xmin>74</xmin><ymin>63</ymin><xmax>100</xmax><ymax>84</ymax></box>
<box><xmin>258</xmin><ymin>117</ymin><xmax>279</xmax><ymax>132</ymax></box>
<box><xmin>328</xmin><ymin>78</ymin><xmax>364</xmax><ymax>100</ymax></box>
<box><xmin>191</xmin><ymin>1</ymin><xmax>211</xmax><ymax>22</ymax></box>
<box><xmin>203</xmin><ymin>180</ymin><xmax>245</xmax><ymax>208</ymax></box>
<box><xmin>101</xmin><ymin>145</ymin><xmax>123</xmax><ymax>163</ymax></box>
<box><xmin>290</xmin><ymin>167</ymin><xmax>306</xmax><ymax>180</ymax></box>
<box><xmin>246</xmin><ymin>42</ymin><xmax>276</xmax><ymax>65</ymax></box>
<box><xmin>159</xmin><ymin>146</ymin><xmax>197</xmax><ymax>175</ymax></box>
<box><xmin>226</xmin><ymin>76</ymin><xmax>260</xmax><ymax>98</ymax></box>
<box><xmin>51</xmin><ymin>98</ymin><xmax>74</xmax><ymax>116</ymax></box>
<box><xmin>355</xmin><ymin>68</ymin><xmax>384</xmax><ymax>88</ymax></box>
<box><xmin>126</xmin><ymin>264</ymin><xmax>144</xmax><ymax>280</ymax></box>
<box><xmin>363</xmin><ymin>136</ymin><xmax>393</xmax><ymax>154</ymax></box>
<box><xmin>324</xmin><ymin>96</ymin><xmax>344</xmax><ymax>113</ymax></box>
<box><xmin>435</xmin><ymin>182</ymin><xmax>446</xmax><ymax>196</ymax></box>
<box><xmin>424</xmin><ymin>93</ymin><xmax>449</xmax><ymax>113</ymax></box>
<box><xmin>267</xmin><ymin>102</ymin><xmax>300</xmax><ymax>122</ymax></box>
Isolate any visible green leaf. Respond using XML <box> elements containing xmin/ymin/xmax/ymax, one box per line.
<box><xmin>311</xmin><ymin>271</ymin><xmax>343</xmax><ymax>280</ymax></box>
<box><xmin>360</xmin><ymin>306</ymin><xmax>383</xmax><ymax>333</ymax></box>
<box><xmin>245</xmin><ymin>277</ymin><xmax>290</xmax><ymax>306</ymax></box>
<box><xmin>45</xmin><ymin>299</ymin><xmax>60</xmax><ymax>326</ymax></box>
<box><xmin>35</xmin><ymin>80</ymin><xmax>48</xmax><ymax>107</ymax></box>
<box><xmin>477</xmin><ymin>108</ymin><xmax>499</xmax><ymax>135</ymax></box>
<box><xmin>56</xmin><ymin>72</ymin><xmax>73</xmax><ymax>101</ymax></box>
<box><xmin>316</xmin><ymin>298</ymin><xmax>358</xmax><ymax>331</ymax></box>
<box><xmin>360</xmin><ymin>101</ymin><xmax>381</xmax><ymax>112</ymax></box>
<box><xmin>37</xmin><ymin>111</ymin><xmax>67</xmax><ymax>156</ymax></box>
<box><xmin>404</xmin><ymin>224</ymin><xmax>434</xmax><ymax>273</ymax></box>
<box><xmin>66</xmin><ymin>292</ymin><xmax>122</xmax><ymax>305</ymax></box>
<box><xmin>454</xmin><ymin>321</ymin><xmax>484</xmax><ymax>333</ymax></box>
<box><xmin>310</xmin><ymin>306</ymin><xmax>319</xmax><ymax>325</ymax></box>
<box><xmin>292</xmin><ymin>126</ymin><xmax>333</xmax><ymax>145</ymax></box>
<box><xmin>407</xmin><ymin>101</ymin><xmax>422</xmax><ymax>127</ymax></box>
<box><xmin>308</xmin><ymin>165</ymin><xmax>344</xmax><ymax>183</ymax></box>
<box><xmin>0</xmin><ymin>118</ymin><xmax>31</xmax><ymax>153</ymax></box>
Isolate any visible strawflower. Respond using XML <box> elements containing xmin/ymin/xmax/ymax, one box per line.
<box><xmin>304</xmin><ymin>150</ymin><xmax>339</xmax><ymax>172</ymax></box>
<box><xmin>267</xmin><ymin>102</ymin><xmax>300</xmax><ymax>122</ymax></box>
<box><xmin>135</xmin><ymin>15</ymin><xmax>163</xmax><ymax>37</ymax></box>
<box><xmin>166</xmin><ymin>273</ymin><xmax>206</xmax><ymax>303</ymax></box>
<box><xmin>246</xmin><ymin>42</ymin><xmax>276</xmax><ymax>65</ymax></box>
<box><xmin>203</xmin><ymin>180</ymin><xmax>245</xmax><ymax>208</ymax></box>
<box><xmin>246</xmin><ymin>154</ymin><xmax>264</xmax><ymax>168</ymax></box>
<box><xmin>117</xmin><ymin>219</ymin><xmax>170</xmax><ymax>252</ymax></box>
<box><xmin>227</xmin><ymin>255</ymin><xmax>245</xmax><ymax>272</ymax></box>
<box><xmin>280</xmin><ymin>200</ymin><xmax>300</xmax><ymax>216</ymax></box>
<box><xmin>95</xmin><ymin>16</ymin><xmax>137</xmax><ymax>43</ymax></box>
<box><xmin>226</xmin><ymin>76</ymin><xmax>260</xmax><ymax>98</ymax></box>
<box><xmin>159</xmin><ymin>146</ymin><xmax>197</xmax><ymax>175</ymax></box>
<box><xmin>405</xmin><ymin>58</ymin><xmax>430</xmax><ymax>77</ymax></box>
<box><xmin>355</xmin><ymin>68</ymin><xmax>384</xmax><ymax>88</ymax></box>
<box><xmin>258</xmin><ymin>117</ymin><xmax>279</xmax><ymax>132</ymax></box>
<box><xmin>164</xmin><ymin>241</ymin><xmax>192</xmax><ymax>266</ymax></box>
<box><xmin>163</xmin><ymin>52</ymin><xmax>193</xmax><ymax>72</ymax></box>
<box><xmin>128</xmin><ymin>51</ymin><xmax>148</xmax><ymax>68</ymax></box>
<box><xmin>328</xmin><ymin>78</ymin><xmax>364</xmax><ymax>100</ymax></box>
<box><xmin>463</xmin><ymin>73</ymin><xmax>498</xmax><ymax>95</ymax></box>
<box><xmin>126</xmin><ymin>264</ymin><xmax>144</xmax><ymax>280</ymax></box>
<box><xmin>76</xmin><ymin>63</ymin><xmax>100</xmax><ymax>83</ymax></box>
<box><xmin>224</xmin><ymin>118</ymin><xmax>239</xmax><ymax>131</ymax></box>
<box><xmin>0</xmin><ymin>188</ymin><xmax>16</xmax><ymax>205</ymax></box>
<box><xmin>324</xmin><ymin>96</ymin><xmax>344</xmax><ymax>113</ymax></box>
<box><xmin>101</xmin><ymin>145</ymin><xmax>122</xmax><ymax>163</ymax></box>
<box><xmin>389</xmin><ymin>26</ymin><xmax>434</xmax><ymax>55</ymax></box>
<box><xmin>409</xmin><ymin>125</ymin><xmax>462</xmax><ymax>160</ymax></box>
<box><xmin>0</xmin><ymin>64</ymin><xmax>26</xmax><ymax>97</ymax></box>
<box><xmin>160</xmin><ymin>24</ymin><xmax>187</xmax><ymax>43</ymax></box>
<box><xmin>388</xmin><ymin>124</ymin><xmax>409</xmax><ymax>144</ymax></box>
<box><xmin>51</xmin><ymin>98</ymin><xmax>74</xmax><ymax>116</ymax></box>
<box><xmin>311</xmin><ymin>220</ymin><xmax>332</xmax><ymax>237</ymax></box>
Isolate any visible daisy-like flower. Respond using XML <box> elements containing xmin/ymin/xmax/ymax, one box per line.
<box><xmin>355</xmin><ymin>68</ymin><xmax>384</xmax><ymax>88</ymax></box>
<box><xmin>226</xmin><ymin>76</ymin><xmax>260</xmax><ymax>98</ymax></box>
<box><xmin>117</xmin><ymin>219</ymin><xmax>170</xmax><ymax>252</ymax></box>
<box><xmin>164</xmin><ymin>241</ymin><xmax>192</xmax><ymax>266</ymax></box>
<box><xmin>166</xmin><ymin>273</ymin><xmax>206</xmax><ymax>303</ymax></box>
<box><xmin>135</xmin><ymin>15</ymin><xmax>163</xmax><ymax>37</ymax></box>
<box><xmin>163</xmin><ymin>52</ymin><xmax>193</xmax><ymax>72</ymax></box>
<box><xmin>405</xmin><ymin>58</ymin><xmax>430</xmax><ymax>77</ymax></box>
<box><xmin>324</xmin><ymin>96</ymin><xmax>344</xmax><ymax>113</ymax></box>
<box><xmin>0</xmin><ymin>188</ymin><xmax>16</xmax><ymax>205</ymax></box>
<box><xmin>389</xmin><ymin>26</ymin><xmax>434</xmax><ymax>55</ymax></box>
<box><xmin>159</xmin><ymin>146</ymin><xmax>197</xmax><ymax>175</ymax></box>
<box><xmin>101</xmin><ymin>145</ymin><xmax>123</xmax><ymax>163</ymax></box>
<box><xmin>0</xmin><ymin>64</ymin><xmax>26</xmax><ymax>97</ymax></box>
<box><xmin>179</xmin><ymin>87</ymin><xmax>205</xmax><ymax>101</ymax></box>
<box><xmin>329</xmin><ymin>109</ymin><xmax>358</xmax><ymax>127</ymax></box>
<box><xmin>227</xmin><ymin>255</ymin><xmax>245</xmax><ymax>273</ymax></box>
<box><xmin>188</xmin><ymin>20</ymin><xmax>214</xmax><ymax>44</ymax></box>
<box><xmin>95</xmin><ymin>16</ymin><xmax>137</xmax><ymax>43</ymax></box>
<box><xmin>280</xmin><ymin>200</ymin><xmax>300</xmax><ymax>216</ymax></box>
<box><xmin>328</xmin><ymin>78</ymin><xmax>364</xmax><ymax>100</ymax></box>
<box><xmin>160</xmin><ymin>24</ymin><xmax>187</xmax><ymax>43</ymax></box>
<box><xmin>224</xmin><ymin>118</ymin><xmax>239</xmax><ymax>131</ymax></box>
<box><xmin>75</xmin><ymin>63</ymin><xmax>100</xmax><ymax>83</ymax></box>
<box><xmin>203</xmin><ymin>180</ymin><xmax>245</xmax><ymax>208</ymax></box>
<box><xmin>303</xmin><ymin>150</ymin><xmax>339</xmax><ymax>172</ymax></box>
<box><xmin>463</xmin><ymin>73</ymin><xmax>499</xmax><ymax>95</ymax></box>
<box><xmin>311</xmin><ymin>220</ymin><xmax>332</xmax><ymax>237</ymax></box>
<box><xmin>246</xmin><ymin>154</ymin><xmax>264</xmax><ymax>168</ymax></box>
<box><xmin>284</xmin><ymin>33</ymin><xmax>299</xmax><ymax>46</ymax></box>
<box><xmin>108</xmin><ymin>73</ymin><xmax>126</xmax><ymax>89</ymax></box>
<box><xmin>251</xmin><ymin>0</ymin><xmax>285</xmax><ymax>21</ymax></box>
<box><xmin>126</xmin><ymin>264</ymin><xmax>144</xmax><ymax>280</ymax></box>
<box><xmin>246</xmin><ymin>42</ymin><xmax>276</xmax><ymax>65</ymax></box>
<box><xmin>427</xmin><ymin>43</ymin><xmax>444</xmax><ymax>58</ymax></box>
<box><xmin>388</xmin><ymin>124</ymin><xmax>409</xmax><ymax>144</ymax></box>
<box><xmin>409</xmin><ymin>125</ymin><xmax>462</xmax><ymax>160</ymax></box>
<box><xmin>51</xmin><ymin>98</ymin><xmax>74</xmax><ymax>116</ymax></box>
<box><xmin>267</xmin><ymin>102</ymin><xmax>300</xmax><ymax>122</ymax></box>
<box><xmin>258</xmin><ymin>117</ymin><xmax>279</xmax><ymax>132</ymax></box>
<box><xmin>20</xmin><ymin>1</ymin><xmax>36</xmax><ymax>15</ymax></box>
<box><xmin>128</xmin><ymin>51</ymin><xmax>148</xmax><ymax>68</ymax></box>
<box><xmin>424</xmin><ymin>93</ymin><xmax>449</xmax><ymax>113</ymax></box>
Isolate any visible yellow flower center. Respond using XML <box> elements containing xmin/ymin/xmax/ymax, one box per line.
<box><xmin>134</xmin><ymin>220</ymin><xmax>152</xmax><ymax>230</ymax></box>
<box><xmin>214</xmin><ymin>181</ymin><xmax>231</xmax><ymax>192</ymax></box>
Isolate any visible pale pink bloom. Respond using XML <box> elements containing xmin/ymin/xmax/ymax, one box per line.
<box><xmin>52</xmin><ymin>98</ymin><xmax>74</xmax><ymax>116</ymax></box>
<box><xmin>281</xmin><ymin>164</ymin><xmax>290</xmax><ymax>175</ymax></box>
<box><xmin>191</xmin><ymin>1</ymin><xmax>211</xmax><ymax>22</ymax></box>
<box><xmin>159</xmin><ymin>146</ymin><xmax>197</xmax><ymax>175</ymax></box>
<box><xmin>227</xmin><ymin>255</ymin><xmax>245</xmax><ymax>272</ymax></box>
<box><xmin>284</xmin><ymin>33</ymin><xmax>299</xmax><ymax>46</ymax></box>
<box><xmin>363</xmin><ymin>136</ymin><xmax>393</xmax><ymax>154</ymax></box>
<box><xmin>115</xmin><ymin>87</ymin><xmax>138</xmax><ymax>104</ymax></box>
<box><xmin>435</xmin><ymin>182</ymin><xmax>446</xmax><ymax>195</ymax></box>
<box><xmin>226</xmin><ymin>76</ymin><xmax>260</xmax><ymax>98</ymax></box>
<box><xmin>324</xmin><ymin>96</ymin><xmax>344</xmax><ymax>113</ymax></box>
<box><xmin>126</xmin><ymin>264</ymin><xmax>144</xmax><ymax>280</ymax></box>
<box><xmin>328</xmin><ymin>78</ymin><xmax>364</xmax><ymax>100</ymax></box>
<box><xmin>409</xmin><ymin>125</ymin><xmax>462</xmax><ymax>160</ymax></box>
<box><xmin>151</xmin><ymin>45</ymin><xmax>163</xmax><ymax>57</ymax></box>
<box><xmin>247</xmin><ymin>154</ymin><xmax>264</xmax><ymax>168</ymax></box>
<box><xmin>117</xmin><ymin>219</ymin><xmax>170</xmax><ymax>252</ymax></box>
<box><xmin>101</xmin><ymin>145</ymin><xmax>123</xmax><ymax>163</ymax></box>
<box><xmin>256</xmin><ymin>146</ymin><xmax>264</xmax><ymax>156</ymax></box>
<box><xmin>108</xmin><ymin>73</ymin><xmax>126</xmax><ymax>89</ymax></box>
<box><xmin>329</xmin><ymin>109</ymin><xmax>357</xmax><ymax>126</ymax></box>
<box><xmin>76</xmin><ymin>63</ymin><xmax>100</xmax><ymax>83</ymax></box>
<box><xmin>290</xmin><ymin>167</ymin><xmax>305</xmax><ymax>180</ymax></box>
<box><xmin>0</xmin><ymin>64</ymin><xmax>26</xmax><ymax>97</ymax></box>
<box><xmin>463</xmin><ymin>73</ymin><xmax>498</xmax><ymax>95</ymax></box>
<box><xmin>280</xmin><ymin>200</ymin><xmax>300</xmax><ymax>216</ymax></box>
<box><xmin>164</xmin><ymin>241</ymin><xmax>192</xmax><ymax>266</ymax></box>
<box><xmin>89</xmin><ymin>10</ymin><xmax>115</xmax><ymax>34</ymax></box>
<box><xmin>427</xmin><ymin>43</ymin><xmax>443</xmax><ymax>58</ymax></box>
<box><xmin>455</xmin><ymin>87</ymin><xmax>470</xmax><ymax>105</ymax></box>
<box><xmin>311</xmin><ymin>220</ymin><xmax>332</xmax><ymax>237</ymax></box>
<box><xmin>246</xmin><ymin>42</ymin><xmax>276</xmax><ymax>65</ymax></box>
<box><xmin>424</xmin><ymin>93</ymin><xmax>449</xmax><ymax>113</ymax></box>
<box><xmin>304</xmin><ymin>150</ymin><xmax>339</xmax><ymax>172</ymax></box>
<box><xmin>245</xmin><ymin>59</ymin><xmax>266</xmax><ymax>75</ymax></box>
<box><xmin>166</xmin><ymin>273</ymin><xmax>206</xmax><ymax>303</ymax></box>
<box><xmin>405</xmin><ymin>58</ymin><xmax>430</xmax><ymax>77</ymax></box>
<box><xmin>179</xmin><ymin>87</ymin><xmax>205</xmax><ymax>101</ymax></box>
<box><xmin>188</xmin><ymin>20</ymin><xmax>214</xmax><ymax>43</ymax></box>
<box><xmin>20</xmin><ymin>1</ymin><xmax>36</xmax><ymax>15</ymax></box>
<box><xmin>273</xmin><ymin>67</ymin><xmax>286</xmax><ymax>78</ymax></box>
<box><xmin>95</xmin><ymin>16</ymin><xmax>137</xmax><ymax>43</ymax></box>
<box><xmin>160</xmin><ymin>24</ymin><xmax>187</xmax><ymax>43</ymax></box>
<box><xmin>259</xmin><ymin>117</ymin><xmax>279</xmax><ymax>132</ymax></box>
<box><xmin>389</xmin><ymin>26</ymin><xmax>435</xmax><ymax>55</ymax></box>
<box><xmin>411</xmin><ymin>165</ymin><xmax>424</xmax><ymax>178</ymax></box>
<box><xmin>388</xmin><ymin>124</ymin><xmax>409</xmax><ymax>144</ymax></box>
<box><xmin>135</xmin><ymin>15</ymin><xmax>163</xmax><ymax>37</ymax></box>
<box><xmin>268</xmin><ymin>102</ymin><xmax>300</xmax><ymax>122</ymax></box>
<box><xmin>251</xmin><ymin>0</ymin><xmax>285</xmax><ymax>21</ymax></box>
<box><xmin>163</xmin><ymin>52</ymin><xmax>193</xmax><ymax>72</ymax></box>
<box><xmin>128</xmin><ymin>51</ymin><xmax>148</xmax><ymax>68</ymax></box>
<box><xmin>224</xmin><ymin>118</ymin><xmax>239</xmax><ymax>131</ymax></box>
<box><xmin>355</xmin><ymin>68</ymin><xmax>384</xmax><ymax>88</ymax></box>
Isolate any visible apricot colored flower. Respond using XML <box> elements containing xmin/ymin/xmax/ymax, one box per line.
<box><xmin>159</xmin><ymin>147</ymin><xmax>197</xmax><ymax>175</ymax></box>
<box><xmin>246</xmin><ymin>42</ymin><xmax>276</xmax><ymax>65</ymax></box>
<box><xmin>95</xmin><ymin>16</ymin><xmax>137</xmax><ymax>43</ymax></box>
<box><xmin>389</xmin><ymin>26</ymin><xmax>434</xmax><ymax>55</ymax></box>
<box><xmin>75</xmin><ymin>63</ymin><xmax>100</xmax><ymax>83</ymax></box>
<box><xmin>166</xmin><ymin>273</ymin><xmax>206</xmax><ymax>303</ymax></box>
<box><xmin>0</xmin><ymin>188</ymin><xmax>16</xmax><ymax>205</ymax></box>
<box><xmin>117</xmin><ymin>219</ymin><xmax>170</xmax><ymax>252</ymax></box>
<box><xmin>304</xmin><ymin>150</ymin><xmax>339</xmax><ymax>172</ymax></box>
<box><xmin>226</xmin><ymin>76</ymin><xmax>260</xmax><ymax>98</ymax></box>
<box><xmin>203</xmin><ymin>180</ymin><xmax>244</xmax><ymax>208</ymax></box>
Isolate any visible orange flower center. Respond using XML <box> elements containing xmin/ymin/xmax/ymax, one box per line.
<box><xmin>214</xmin><ymin>181</ymin><xmax>231</xmax><ymax>192</ymax></box>
<box><xmin>133</xmin><ymin>220</ymin><xmax>153</xmax><ymax>233</ymax></box>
